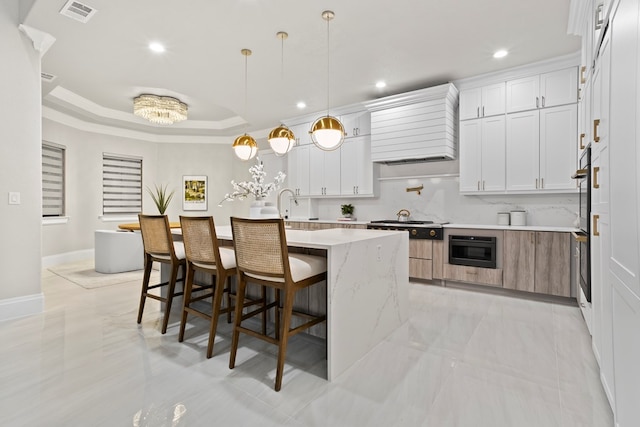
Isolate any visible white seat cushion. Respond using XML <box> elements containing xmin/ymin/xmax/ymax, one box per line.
<box><xmin>192</xmin><ymin>247</ymin><xmax>236</xmax><ymax>270</ymax></box>
<box><xmin>246</xmin><ymin>253</ymin><xmax>326</xmax><ymax>283</ymax></box>
<box><xmin>150</xmin><ymin>241</ymin><xmax>185</xmax><ymax>261</ymax></box>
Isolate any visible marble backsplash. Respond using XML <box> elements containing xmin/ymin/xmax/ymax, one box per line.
<box><xmin>290</xmin><ymin>176</ymin><xmax>579</xmax><ymax>227</ymax></box>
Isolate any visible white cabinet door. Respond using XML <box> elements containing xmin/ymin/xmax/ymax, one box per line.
<box><xmin>460</xmin><ymin>84</ymin><xmax>505</xmax><ymax>120</ymax></box>
<box><xmin>340</xmin><ymin>136</ymin><xmax>373</xmax><ymax>195</ymax></box>
<box><xmin>309</xmin><ymin>146</ymin><xmax>341</xmax><ymax>196</ymax></box>
<box><xmin>459</xmin><ymin>88</ymin><xmax>482</xmax><ymax>120</ymax></box>
<box><xmin>481</xmin><ymin>116</ymin><xmax>506</xmax><ymax>191</ymax></box>
<box><xmin>308</xmin><ymin>147</ymin><xmax>324</xmax><ymax>196</ymax></box>
<box><xmin>287</xmin><ymin>145</ymin><xmax>310</xmax><ymax>196</ymax></box>
<box><xmin>506</xmin><ymin>110</ymin><xmax>540</xmax><ymax>191</ymax></box>
<box><xmin>506</xmin><ymin>76</ymin><xmax>540</xmax><ymax>113</ymax></box>
<box><xmin>540</xmin><ymin>67</ymin><xmax>578</xmax><ymax>108</ymax></box>
<box><xmin>539</xmin><ymin>105</ymin><xmax>577</xmax><ymax>190</ymax></box>
<box><xmin>288</xmin><ymin>122</ymin><xmax>311</xmax><ymax>146</ymax></box>
<box><xmin>460</xmin><ymin>117</ymin><xmax>505</xmax><ymax>193</ymax></box>
<box><xmin>341</xmin><ymin>110</ymin><xmax>371</xmax><ymax>138</ymax></box>
<box><xmin>459</xmin><ymin>120</ymin><xmax>482</xmax><ymax>192</ymax></box>
<box><xmin>481</xmin><ymin>83</ymin><xmax>506</xmax><ymax>117</ymax></box>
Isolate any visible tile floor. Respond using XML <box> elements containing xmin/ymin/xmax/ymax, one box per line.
<box><xmin>0</xmin><ymin>267</ymin><xmax>613</xmax><ymax>426</ymax></box>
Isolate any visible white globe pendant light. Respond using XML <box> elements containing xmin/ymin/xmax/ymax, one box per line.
<box><xmin>268</xmin><ymin>32</ymin><xmax>296</xmax><ymax>156</ymax></box>
<box><xmin>310</xmin><ymin>10</ymin><xmax>345</xmax><ymax>151</ymax></box>
<box><xmin>233</xmin><ymin>48</ymin><xmax>258</xmax><ymax>161</ymax></box>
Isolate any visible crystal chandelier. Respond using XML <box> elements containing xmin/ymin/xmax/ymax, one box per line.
<box><xmin>133</xmin><ymin>94</ymin><xmax>188</xmax><ymax>125</ymax></box>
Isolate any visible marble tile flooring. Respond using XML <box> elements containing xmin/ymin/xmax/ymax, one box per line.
<box><xmin>0</xmin><ymin>267</ymin><xmax>613</xmax><ymax>426</ymax></box>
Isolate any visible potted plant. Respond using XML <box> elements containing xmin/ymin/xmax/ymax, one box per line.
<box><xmin>341</xmin><ymin>204</ymin><xmax>355</xmax><ymax>218</ymax></box>
<box><xmin>147</xmin><ymin>183</ymin><xmax>174</xmax><ymax>215</ymax></box>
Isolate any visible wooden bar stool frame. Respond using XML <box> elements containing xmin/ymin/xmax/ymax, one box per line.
<box><xmin>137</xmin><ymin>214</ymin><xmax>186</xmax><ymax>334</ymax></box>
<box><xmin>229</xmin><ymin>217</ymin><xmax>327</xmax><ymax>391</ymax></box>
<box><xmin>179</xmin><ymin>215</ymin><xmax>266</xmax><ymax>358</ymax></box>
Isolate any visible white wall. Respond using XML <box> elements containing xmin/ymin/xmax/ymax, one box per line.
<box><xmin>0</xmin><ymin>0</ymin><xmax>43</xmax><ymax>315</ymax></box>
<box><xmin>42</xmin><ymin>119</ymin><xmax>159</xmax><ymax>258</ymax></box>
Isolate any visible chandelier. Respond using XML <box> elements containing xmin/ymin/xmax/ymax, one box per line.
<box><xmin>133</xmin><ymin>94</ymin><xmax>188</xmax><ymax>125</ymax></box>
<box><xmin>232</xmin><ymin>48</ymin><xmax>258</xmax><ymax>161</ymax></box>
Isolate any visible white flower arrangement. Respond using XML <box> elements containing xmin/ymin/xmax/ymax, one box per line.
<box><xmin>219</xmin><ymin>158</ymin><xmax>286</xmax><ymax>205</ymax></box>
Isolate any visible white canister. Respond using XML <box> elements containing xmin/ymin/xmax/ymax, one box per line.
<box><xmin>497</xmin><ymin>212</ymin><xmax>510</xmax><ymax>225</ymax></box>
<box><xmin>510</xmin><ymin>210</ymin><xmax>527</xmax><ymax>226</ymax></box>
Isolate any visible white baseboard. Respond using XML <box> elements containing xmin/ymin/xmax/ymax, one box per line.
<box><xmin>42</xmin><ymin>249</ymin><xmax>94</xmax><ymax>269</ymax></box>
<box><xmin>0</xmin><ymin>293</ymin><xmax>44</xmax><ymax>322</ymax></box>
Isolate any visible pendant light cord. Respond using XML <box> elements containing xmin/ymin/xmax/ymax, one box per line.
<box><xmin>326</xmin><ymin>15</ymin><xmax>330</xmax><ymax>117</ymax></box>
<box><xmin>244</xmin><ymin>53</ymin><xmax>248</xmax><ymax>126</ymax></box>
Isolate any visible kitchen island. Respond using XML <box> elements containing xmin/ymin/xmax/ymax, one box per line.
<box><xmin>166</xmin><ymin>226</ymin><xmax>409</xmax><ymax>381</ymax></box>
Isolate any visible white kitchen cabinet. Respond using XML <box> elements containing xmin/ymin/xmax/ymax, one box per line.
<box><xmin>506</xmin><ymin>105</ymin><xmax>577</xmax><ymax>192</ymax></box>
<box><xmin>506</xmin><ymin>68</ymin><xmax>578</xmax><ymax>113</ymax></box>
<box><xmin>287</xmin><ymin>122</ymin><xmax>311</xmax><ymax>146</ymax></box>
<box><xmin>459</xmin><ymin>116</ymin><xmax>505</xmax><ymax>193</ymax></box>
<box><xmin>459</xmin><ymin>83</ymin><xmax>505</xmax><ymax>120</ymax></box>
<box><xmin>341</xmin><ymin>110</ymin><xmax>371</xmax><ymax>138</ymax></box>
<box><xmin>340</xmin><ymin>136</ymin><xmax>373</xmax><ymax>196</ymax></box>
<box><xmin>539</xmin><ymin>105</ymin><xmax>578</xmax><ymax>190</ymax></box>
<box><xmin>309</xmin><ymin>145</ymin><xmax>341</xmax><ymax>196</ymax></box>
<box><xmin>287</xmin><ymin>145</ymin><xmax>310</xmax><ymax>196</ymax></box>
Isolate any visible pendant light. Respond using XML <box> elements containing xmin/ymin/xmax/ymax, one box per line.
<box><xmin>233</xmin><ymin>48</ymin><xmax>258</xmax><ymax>161</ymax></box>
<box><xmin>268</xmin><ymin>31</ymin><xmax>296</xmax><ymax>156</ymax></box>
<box><xmin>310</xmin><ymin>10</ymin><xmax>344</xmax><ymax>151</ymax></box>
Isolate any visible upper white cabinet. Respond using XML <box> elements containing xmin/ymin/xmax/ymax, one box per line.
<box><xmin>459</xmin><ymin>83</ymin><xmax>506</xmax><ymax>120</ymax></box>
<box><xmin>287</xmin><ymin>145</ymin><xmax>310</xmax><ymax>196</ymax></box>
<box><xmin>459</xmin><ymin>116</ymin><xmax>506</xmax><ymax>193</ymax></box>
<box><xmin>506</xmin><ymin>105</ymin><xmax>577</xmax><ymax>191</ymax></box>
<box><xmin>340</xmin><ymin>136</ymin><xmax>373</xmax><ymax>196</ymax></box>
<box><xmin>506</xmin><ymin>68</ymin><xmax>578</xmax><ymax>113</ymax></box>
<box><xmin>341</xmin><ymin>110</ymin><xmax>371</xmax><ymax>138</ymax></box>
<box><xmin>309</xmin><ymin>146</ymin><xmax>341</xmax><ymax>196</ymax></box>
<box><xmin>287</xmin><ymin>122</ymin><xmax>311</xmax><ymax>146</ymax></box>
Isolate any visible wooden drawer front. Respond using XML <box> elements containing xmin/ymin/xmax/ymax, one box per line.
<box><xmin>409</xmin><ymin>258</ymin><xmax>433</xmax><ymax>280</ymax></box>
<box><xmin>409</xmin><ymin>239</ymin><xmax>433</xmax><ymax>259</ymax></box>
<box><xmin>443</xmin><ymin>263</ymin><xmax>503</xmax><ymax>287</ymax></box>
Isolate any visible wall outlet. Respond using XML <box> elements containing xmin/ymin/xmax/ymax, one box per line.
<box><xmin>376</xmin><ymin>244</ymin><xmax>382</xmax><ymax>261</ymax></box>
<box><xmin>8</xmin><ymin>192</ymin><xmax>20</xmax><ymax>205</ymax></box>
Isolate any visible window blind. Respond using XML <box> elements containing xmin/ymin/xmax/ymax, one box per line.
<box><xmin>42</xmin><ymin>142</ymin><xmax>65</xmax><ymax>217</ymax></box>
<box><xmin>102</xmin><ymin>154</ymin><xmax>142</xmax><ymax>215</ymax></box>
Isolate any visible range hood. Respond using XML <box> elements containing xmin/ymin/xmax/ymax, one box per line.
<box><xmin>364</xmin><ymin>83</ymin><xmax>459</xmax><ymax>164</ymax></box>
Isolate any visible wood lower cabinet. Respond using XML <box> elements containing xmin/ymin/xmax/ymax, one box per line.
<box><xmin>503</xmin><ymin>230</ymin><xmax>570</xmax><ymax>297</ymax></box>
<box><xmin>285</xmin><ymin>221</ymin><xmax>366</xmax><ymax>231</ymax></box>
<box><xmin>443</xmin><ymin>264</ymin><xmax>503</xmax><ymax>287</ymax></box>
<box><xmin>409</xmin><ymin>239</ymin><xmax>433</xmax><ymax>280</ymax></box>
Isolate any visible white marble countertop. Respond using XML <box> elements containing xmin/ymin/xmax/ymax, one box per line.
<box><xmin>284</xmin><ymin>218</ymin><xmax>370</xmax><ymax>225</ymax></box>
<box><xmin>444</xmin><ymin>223</ymin><xmax>580</xmax><ymax>233</ymax></box>
<box><xmin>213</xmin><ymin>225</ymin><xmax>405</xmax><ymax>249</ymax></box>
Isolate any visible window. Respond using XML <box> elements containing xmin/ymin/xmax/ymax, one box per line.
<box><xmin>42</xmin><ymin>141</ymin><xmax>65</xmax><ymax>217</ymax></box>
<box><xmin>102</xmin><ymin>153</ymin><xmax>143</xmax><ymax>215</ymax></box>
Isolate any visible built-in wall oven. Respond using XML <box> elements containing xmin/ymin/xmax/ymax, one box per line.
<box><xmin>573</xmin><ymin>145</ymin><xmax>591</xmax><ymax>302</ymax></box>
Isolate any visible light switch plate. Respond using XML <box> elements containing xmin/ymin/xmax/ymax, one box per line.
<box><xmin>8</xmin><ymin>192</ymin><xmax>20</xmax><ymax>205</ymax></box>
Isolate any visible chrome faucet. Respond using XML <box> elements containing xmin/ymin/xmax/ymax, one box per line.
<box><xmin>277</xmin><ymin>188</ymin><xmax>298</xmax><ymax>218</ymax></box>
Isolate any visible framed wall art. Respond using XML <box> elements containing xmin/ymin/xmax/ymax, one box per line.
<box><xmin>183</xmin><ymin>175</ymin><xmax>207</xmax><ymax>211</ymax></box>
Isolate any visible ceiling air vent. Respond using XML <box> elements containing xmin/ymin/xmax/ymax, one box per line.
<box><xmin>59</xmin><ymin>0</ymin><xmax>98</xmax><ymax>23</ymax></box>
<box><xmin>41</xmin><ymin>72</ymin><xmax>57</xmax><ymax>82</ymax></box>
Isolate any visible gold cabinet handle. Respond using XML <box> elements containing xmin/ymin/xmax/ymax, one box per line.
<box><xmin>593</xmin><ymin>214</ymin><xmax>600</xmax><ymax>236</ymax></box>
<box><xmin>593</xmin><ymin>166</ymin><xmax>600</xmax><ymax>189</ymax></box>
<box><xmin>579</xmin><ymin>133</ymin><xmax>586</xmax><ymax>150</ymax></box>
<box><xmin>581</xmin><ymin>66</ymin><xmax>586</xmax><ymax>84</ymax></box>
<box><xmin>594</xmin><ymin>119</ymin><xmax>601</xmax><ymax>143</ymax></box>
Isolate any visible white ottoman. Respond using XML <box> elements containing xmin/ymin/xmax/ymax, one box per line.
<box><xmin>94</xmin><ymin>230</ymin><xmax>144</xmax><ymax>273</ymax></box>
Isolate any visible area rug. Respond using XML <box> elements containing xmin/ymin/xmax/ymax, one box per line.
<box><xmin>48</xmin><ymin>259</ymin><xmax>158</xmax><ymax>290</ymax></box>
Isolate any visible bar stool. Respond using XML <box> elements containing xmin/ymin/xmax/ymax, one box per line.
<box><xmin>137</xmin><ymin>214</ymin><xmax>186</xmax><ymax>334</ymax></box>
<box><xmin>229</xmin><ymin>217</ymin><xmax>327</xmax><ymax>391</ymax></box>
<box><xmin>179</xmin><ymin>216</ymin><xmax>265</xmax><ymax>358</ymax></box>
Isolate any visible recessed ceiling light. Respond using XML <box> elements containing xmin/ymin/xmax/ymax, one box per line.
<box><xmin>493</xmin><ymin>49</ymin><xmax>508</xmax><ymax>59</ymax></box>
<box><xmin>296</xmin><ymin>102</ymin><xmax>306</xmax><ymax>109</ymax></box>
<box><xmin>375</xmin><ymin>81</ymin><xmax>387</xmax><ymax>88</ymax></box>
<box><xmin>149</xmin><ymin>42</ymin><xmax>165</xmax><ymax>53</ymax></box>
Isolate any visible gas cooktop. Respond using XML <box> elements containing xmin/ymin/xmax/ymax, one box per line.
<box><xmin>367</xmin><ymin>220</ymin><xmax>446</xmax><ymax>239</ymax></box>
